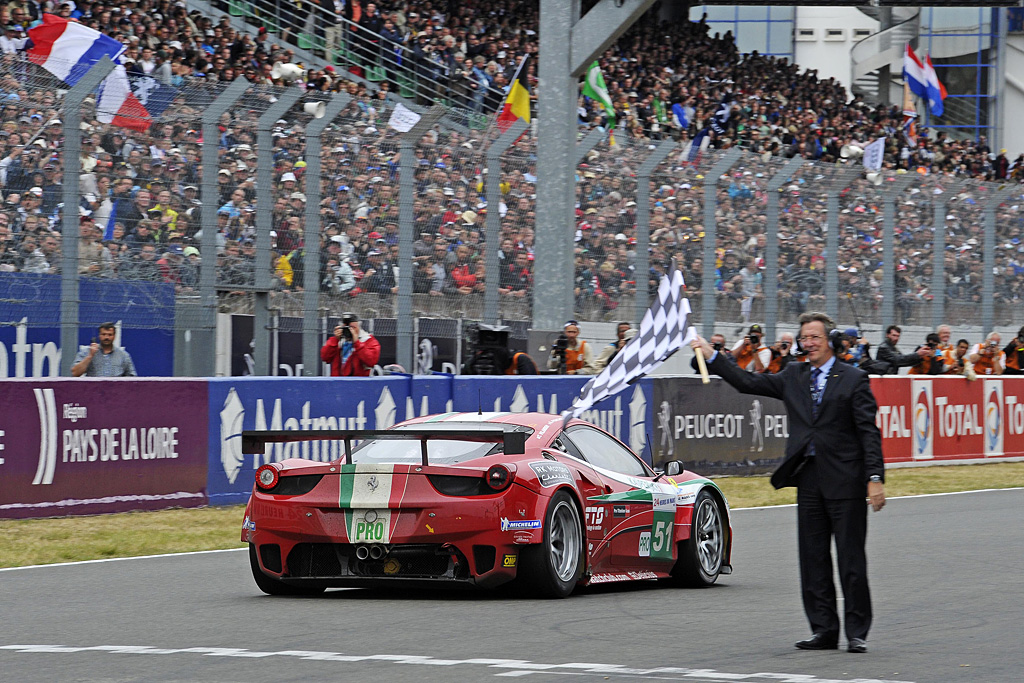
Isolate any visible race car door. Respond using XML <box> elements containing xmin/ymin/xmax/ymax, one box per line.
<box><xmin>562</xmin><ymin>425</ymin><xmax>673</xmax><ymax>569</ymax></box>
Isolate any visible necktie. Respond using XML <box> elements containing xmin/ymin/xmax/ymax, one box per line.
<box><xmin>810</xmin><ymin>367</ymin><xmax>823</xmax><ymax>416</ymax></box>
<box><xmin>807</xmin><ymin>367</ymin><xmax>823</xmax><ymax>458</ymax></box>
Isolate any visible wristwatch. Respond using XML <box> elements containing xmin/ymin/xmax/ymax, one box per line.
<box><xmin>868</xmin><ymin>475</ymin><xmax>882</xmax><ymax>483</ymax></box>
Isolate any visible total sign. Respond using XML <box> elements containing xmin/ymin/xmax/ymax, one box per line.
<box><xmin>870</xmin><ymin>377</ymin><xmax>1024</xmax><ymax>464</ymax></box>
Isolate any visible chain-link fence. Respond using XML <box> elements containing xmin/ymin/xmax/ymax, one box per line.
<box><xmin>2</xmin><ymin>51</ymin><xmax>1023</xmax><ymax>376</ymax></box>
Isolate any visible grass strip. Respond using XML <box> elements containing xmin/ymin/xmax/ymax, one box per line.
<box><xmin>1</xmin><ymin>462</ymin><xmax>1022</xmax><ymax>569</ymax></box>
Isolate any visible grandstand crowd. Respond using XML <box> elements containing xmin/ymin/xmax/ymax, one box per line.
<box><xmin>1</xmin><ymin>0</ymin><xmax>1023</xmax><ymax>326</ymax></box>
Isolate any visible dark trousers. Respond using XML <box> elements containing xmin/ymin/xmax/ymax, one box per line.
<box><xmin>796</xmin><ymin>457</ymin><xmax>872</xmax><ymax>641</ymax></box>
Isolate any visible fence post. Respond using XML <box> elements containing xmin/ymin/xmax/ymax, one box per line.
<box><xmin>198</xmin><ymin>78</ymin><xmax>250</xmax><ymax>378</ymax></box>
<box><xmin>252</xmin><ymin>89</ymin><xmax>303</xmax><ymax>376</ymax></box>
<box><xmin>635</xmin><ymin>140</ymin><xmax>678</xmax><ymax>320</ymax></box>
<box><xmin>700</xmin><ymin>148</ymin><xmax>742</xmax><ymax>337</ymax></box>
<box><xmin>824</xmin><ymin>168</ymin><xmax>862</xmax><ymax>321</ymax></box>
<box><xmin>881</xmin><ymin>174</ymin><xmax>916</xmax><ymax>327</ymax></box>
<box><xmin>982</xmin><ymin>186</ymin><xmax>1017</xmax><ymax>332</ymax></box>
<box><xmin>397</xmin><ymin>106</ymin><xmax>446</xmax><ymax>371</ymax></box>
<box><xmin>763</xmin><ymin>157</ymin><xmax>805</xmax><ymax>340</ymax></box>
<box><xmin>302</xmin><ymin>93</ymin><xmax>351</xmax><ymax>375</ymax></box>
<box><xmin>930</xmin><ymin>186</ymin><xmax>947</xmax><ymax>328</ymax></box>
<box><xmin>60</xmin><ymin>56</ymin><xmax>115</xmax><ymax>376</ymax></box>
<box><xmin>484</xmin><ymin>119</ymin><xmax>527</xmax><ymax>324</ymax></box>
<box><xmin>575</xmin><ymin>128</ymin><xmax>605</xmax><ymax>165</ymax></box>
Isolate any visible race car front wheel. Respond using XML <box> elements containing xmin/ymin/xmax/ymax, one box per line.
<box><xmin>670</xmin><ymin>489</ymin><xmax>725</xmax><ymax>587</ymax></box>
<box><xmin>249</xmin><ymin>543</ymin><xmax>325</xmax><ymax>596</ymax></box>
<box><xmin>518</xmin><ymin>491</ymin><xmax>584</xmax><ymax>598</ymax></box>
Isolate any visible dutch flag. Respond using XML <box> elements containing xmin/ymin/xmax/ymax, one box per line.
<box><xmin>25</xmin><ymin>14</ymin><xmax>151</xmax><ymax>131</ymax></box>
<box><xmin>903</xmin><ymin>44</ymin><xmax>929</xmax><ymax>102</ymax></box>
<box><xmin>923</xmin><ymin>54</ymin><xmax>948</xmax><ymax>118</ymax></box>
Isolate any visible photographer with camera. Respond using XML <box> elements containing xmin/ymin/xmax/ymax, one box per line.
<box><xmin>945</xmin><ymin>339</ymin><xmax>976</xmax><ymax>379</ymax></box>
<box><xmin>690</xmin><ymin>333</ymin><xmax>737</xmax><ymax>373</ymax></box>
<box><xmin>595</xmin><ymin>322</ymin><xmax>636</xmax><ymax>371</ymax></box>
<box><xmin>732</xmin><ymin>324</ymin><xmax>771</xmax><ymax>373</ymax></box>
<box><xmin>547</xmin><ymin>320</ymin><xmax>597</xmax><ymax>375</ymax></box>
<box><xmin>320</xmin><ymin>312</ymin><xmax>381</xmax><ymax>377</ymax></box>
<box><xmin>1002</xmin><ymin>327</ymin><xmax>1024</xmax><ymax>375</ymax></box>
<box><xmin>908</xmin><ymin>333</ymin><xmax>951</xmax><ymax>375</ymax></box>
<box><xmin>968</xmin><ymin>332</ymin><xmax>1005</xmax><ymax>376</ymax></box>
<box><xmin>765</xmin><ymin>332</ymin><xmax>798</xmax><ymax>374</ymax></box>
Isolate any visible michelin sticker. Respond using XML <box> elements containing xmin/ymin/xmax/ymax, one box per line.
<box><xmin>501</xmin><ymin>518</ymin><xmax>542</xmax><ymax>532</ymax></box>
<box><xmin>529</xmin><ymin>461</ymin><xmax>574</xmax><ymax>487</ymax></box>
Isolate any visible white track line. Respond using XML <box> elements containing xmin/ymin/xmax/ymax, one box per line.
<box><xmin>0</xmin><ymin>645</ymin><xmax>914</xmax><ymax>682</ymax></box>
<box><xmin>3</xmin><ymin>487</ymin><xmax>1021</xmax><ymax>572</ymax></box>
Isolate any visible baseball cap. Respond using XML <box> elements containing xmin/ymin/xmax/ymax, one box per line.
<box><xmin>843</xmin><ymin>327</ymin><xmax>859</xmax><ymax>338</ymax></box>
<box><xmin>749</xmin><ymin>324</ymin><xmax>763</xmax><ymax>334</ymax></box>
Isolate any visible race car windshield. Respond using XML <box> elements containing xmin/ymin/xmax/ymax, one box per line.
<box><xmin>350</xmin><ymin>424</ymin><xmax>534</xmax><ymax>465</ymax></box>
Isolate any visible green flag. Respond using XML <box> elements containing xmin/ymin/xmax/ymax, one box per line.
<box><xmin>582</xmin><ymin>61</ymin><xmax>616</xmax><ymax>129</ymax></box>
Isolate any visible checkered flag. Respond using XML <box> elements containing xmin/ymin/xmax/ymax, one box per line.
<box><xmin>565</xmin><ymin>271</ymin><xmax>695</xmax><ymax>420</ymax></box>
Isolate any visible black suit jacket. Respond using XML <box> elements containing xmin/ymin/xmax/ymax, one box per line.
<box><xmin>709</xmin><ymin>354</ymin><xmax>884</xmax><ymax>499</ymax></box>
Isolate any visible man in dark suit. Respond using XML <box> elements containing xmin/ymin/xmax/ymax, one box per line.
<box><xmin>693</xmin><ymin>312</ymin><xmax>885</xmax><ymax>653</ymax></box>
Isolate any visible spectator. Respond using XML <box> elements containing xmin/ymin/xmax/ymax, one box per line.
<box><xmin>595</xmin><ymin>322</ymin><xmax>635</xmax><ymax>371</ymax></box>
<box><xmin>548</xmin><ymin>320</ymin><xmax>597</xmax><ymax>375</ymax></box>
<box><xmin>1002</xmin><ymin>327</ymin><xmax>1024</xmax><ymax>375</ymax></box>
<box><xmin>320</xmin><ymin>312</ymin><xmax>381</xmax><ymax>377</ymax></box>
<box><xmin>875</xmin><ymin>325</ymin><xmax>926</xmax><ymax>375</ymax></box>
<box><xmin>945</xmin><ymin>338</ymin><xmax>975</xmax><ymax>379</ymax></box>
<box><xmin>732</xmin><ymin>323</ymin><xmax>771</xmax><ymax>373</ymax></box>
<box><xmin>765</xmin><ymin>332</ymin><xmax>797</xmax><ymax>374</ymax></box>
<box><xmin>907</xmin><ymin>333</ymin><xmax>949</xmax><ymax>376</ymax></box>
<box><xmin>71</xmin><ymin>322</ymin><xmax>138</xmax><ymax>377</ymax></box>
<box><xmin>969</xmin><ymin>332</ymin><xmax>1005</xmax><ymax>376</ymax></box>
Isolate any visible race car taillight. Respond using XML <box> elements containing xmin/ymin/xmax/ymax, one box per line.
<box><xmin>485</xmin><ymin>464</ymin><xmax>513</xmax><ymax>491</ymax></box>
<box><xmin>255</xmin><ymin>464</ymin><xmax>279</xmax><ymax>491</ymax></box>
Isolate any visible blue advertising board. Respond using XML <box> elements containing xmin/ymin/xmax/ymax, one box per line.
<box><xmin>208</xmin><ymin>375</ymin><xmax>655</xmax><ymax>504</ymax></box>
<box><xmin>0</xmin><ymin>274</ymin><xmax>175</xmax><ymax>377</ymax></box>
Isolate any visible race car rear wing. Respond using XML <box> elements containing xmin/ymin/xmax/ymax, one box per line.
<box><xmin>240</xmin><ymin>428</ymin><xmax>527</xmax><ymax>466</ymax></box>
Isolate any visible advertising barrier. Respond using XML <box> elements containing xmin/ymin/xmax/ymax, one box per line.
<box><xmin>2</xmin><ymin>374</ymin><xmax>1023</xmax><ymax>518</ymax></box>
<box><xmin>0</xmin><ymin>378</ymin><xmax>208</xmax><ymax>519</ymax></box>
<box><xmin>871</xmin><ymin>376</ymin><xmax>1024</xmax><ymax>464</ymax></box>
<box><xmin>651</xmin><ymin>376</ymin><xmax>788</xmax><ymax>474</ymax></box>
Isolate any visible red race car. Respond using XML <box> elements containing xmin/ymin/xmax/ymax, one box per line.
<box><xmin>241</xmin><ymin>412</ymin><xmax>732</xmax><ymax>598</ymax></box>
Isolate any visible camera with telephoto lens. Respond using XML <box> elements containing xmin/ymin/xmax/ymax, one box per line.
<box><xmin>747</xmin><ymin>334</ymin><xmax>760</xmax><ymax>346</ymax></box>
<box><xmin>712</xmin><ymin>341</ymin><xmax>724</xmax><ymax>351</ymax></box>
<box><xmin>339</xmin><ymin>312</ymin><xmax>358</xmax><ymax>341</ymax></box>
<box><xmin>340</xmin><ymin>325</ymin><xmax>352</xmax><ymax>341</ymax></box>
<box><xmin>552</xmin><ymin>334</ymin><xmax>569</xmax><ymax>357</ymax></box>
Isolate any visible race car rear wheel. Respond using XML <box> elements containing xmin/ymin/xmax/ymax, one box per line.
<box><xmin>671</xmin><ymin>489</ymin><xmax>725</xmax><ymax>587</ymax></box>
<box><xmin>518</xmin><ymin>491</ymin><xmax>584</xmax><ymax>598</ymax></box>
<box><xmin>249</xmin><ymin>544</ymin><xmax>325</xmax><ymax>596</ymax></box>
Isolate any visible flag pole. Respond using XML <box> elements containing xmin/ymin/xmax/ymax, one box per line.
<box><xmin>484</xmin><ymin>53</ymin><xmax>529</xmax><ymax>149</ymax></box>
<box><xmin>695</xmin><ymin>347</ymin><xmax>710</xmax><ymax>384</ymax></box>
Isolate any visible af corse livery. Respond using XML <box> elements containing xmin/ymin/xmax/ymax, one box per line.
<box><xmin>241</xmin><ymin>412</ymin><xmax>732</xmax><ymax>597</ymax></box>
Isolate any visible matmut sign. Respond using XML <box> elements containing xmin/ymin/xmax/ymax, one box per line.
<box><xmin>871</xmin><ymin>376</ymin><xmax>1024</xmax><ymax>463</ymax></box>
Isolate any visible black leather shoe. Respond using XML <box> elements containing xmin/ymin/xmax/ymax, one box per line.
<box><xmin>847</xmin><ymin>638</ymin><xmax>867</xmax><ymax>653</ymax></box>
<box><xmin>795</xmin><ymin>633</ymin><xmax>839</xmax><ymax>650</ymax></box>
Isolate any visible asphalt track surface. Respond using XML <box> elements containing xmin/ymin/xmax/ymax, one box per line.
<box><xmin>2</xmin><ymin>488</ymin><xmax>1022</xmax><ymax>683</ymax></box>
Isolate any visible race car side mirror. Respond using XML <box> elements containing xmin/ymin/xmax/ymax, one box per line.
<box><xmin>664</xmin><ymin>461</ymin><xmax>683</xmax><ymax>477</ymax></box>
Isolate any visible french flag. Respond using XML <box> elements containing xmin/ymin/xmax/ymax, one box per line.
<box><xmin>923</xmin><ymin>54</ymin><xmax>948</xmax><ymax>118</ymax></box>
<box><xmin>26</xmin><ymin>14</ymin><xmax>151</xmax><ymax>131</ymax></box>
<box><xmin>902</xmin><ymin>45</ymin><xmax>929</xmax><ymax>102</ymax></box>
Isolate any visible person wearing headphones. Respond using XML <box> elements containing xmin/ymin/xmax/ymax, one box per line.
<box><xmin>692</xmin><ymin>311</ymin><xmax>884</xmax><ymax>654</ymax></box>
<box><xmin>547</xmin><ymin>320</ymin><xmax>598</xmax><ymax>375</ymax></box>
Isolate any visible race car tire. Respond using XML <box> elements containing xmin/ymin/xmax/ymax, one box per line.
<box><xmin>670</xmin><ymin>489</ymin><xmax>725</xmax><ymax>587</ymax></box>
<box><xmin>249</xmin><ymin>543</ymin><xmax>325</xmax><ymax>596</ymax></box>
<box><xmin>517</xmin><ymin>491</ymin><xmax>584</xmax><ymax>598</ymax></box>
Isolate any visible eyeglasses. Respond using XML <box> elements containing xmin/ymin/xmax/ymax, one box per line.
<box><xmin>797</xmin><ymin>334</ymin><xmax>825</xmax><ymax>343</ymax></box>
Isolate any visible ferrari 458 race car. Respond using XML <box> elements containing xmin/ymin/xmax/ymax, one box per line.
<box><xmin>241</xmin><ymin>412</ymin><xmax>732</xmax><ymax>598</ymax></box>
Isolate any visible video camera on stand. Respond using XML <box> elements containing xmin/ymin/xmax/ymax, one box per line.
<box><xmin>462</xmin><ymin>323</ymin><xmax>512</xmax><ymax>376</ymax></box>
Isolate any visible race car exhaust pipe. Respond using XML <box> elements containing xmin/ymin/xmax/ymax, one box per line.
<box><xmin>369</xmin><ymin>544</ymin><xmax>386</xmax><ymax>560</ymax></box>
<box><xmin>355</xmin><ymin>545</ymin><xmax>370</xmax><ymax>560</ymax></box>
